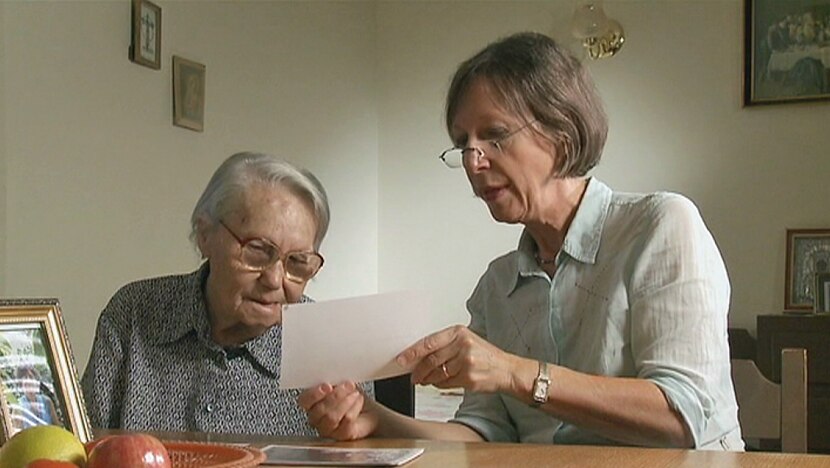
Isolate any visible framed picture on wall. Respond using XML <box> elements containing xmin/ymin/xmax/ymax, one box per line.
<box><xmin>173</xmin><ymin>56</ymin><xmax>206</xmax><ymax>132</ymax></box>
<box><xmin>785</xmin><ymin>229</ymin><xmax>830</xmax><ymax>311</ymax></box>
<box><xmin>816</xmin><ymin>272</ymin><xmax>830</xmax><ymax>313</ymax></box>
<box><xmin>129</xmin><ymin>0</ymin><xmax>162</xmax><ymax>69</ymax></box>
<box><xmin>743</xmin><ymin>0</ymin><xmax>830</xmax><ymax>106</ymax></box>
<box><xmin>0</xmin><ymin>299</ymin><xmax>91</xmax><ymax>443</ymax></box>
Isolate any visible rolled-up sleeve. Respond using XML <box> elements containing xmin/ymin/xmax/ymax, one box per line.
<box><xmin>629</xmin><ymin>195</ymin><xmax>731</xmax><ymax>447</ymax></box>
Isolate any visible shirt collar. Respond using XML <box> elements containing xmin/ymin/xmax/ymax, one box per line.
<box><xmin>149</xmin><ymin>262</ymin><xmax>211</xmax><ymax>345</ymax></box>
<box><xmin>507</xmin><ymin>177</ymin><xmax>613</xmax><ymax>294</ymax></box>
<box><xmin>149</xmin><ymin>262</ymin><xmax>308</xmax><ymax>377</ymax></box>
<box><xmin>242</xmin><ymin>295</ymin><xmax>312</xmax><ymax>377</ymax></box>
<box><xmin>561</xmin><ymin>177</ymin><xmax>612</xmax><ymax>264</ymax></box>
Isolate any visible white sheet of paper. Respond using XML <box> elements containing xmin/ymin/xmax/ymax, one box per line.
<box><xmin>280</xmin><ymin>291</ymin><xmax>440</xmax><ymax>389</ymax></box>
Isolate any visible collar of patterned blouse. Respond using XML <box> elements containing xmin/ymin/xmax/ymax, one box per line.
<box><xmin>143</xmin><ymin>262</ymin><xmax>300</xmax><ymax>377</ymax></box>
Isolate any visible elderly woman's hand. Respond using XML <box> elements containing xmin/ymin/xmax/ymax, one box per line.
<box><xmin>298</xmin><ymin>381</ymin><xmax>379</xmax><ymax>440</ymax></box>
<box><xmin>396</xmin><ymin>325</ymin><xmax>521</xmax><ymax>394</ymax></box>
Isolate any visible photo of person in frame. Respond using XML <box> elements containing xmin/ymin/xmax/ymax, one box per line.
<box><xmin>0</xmin><ymin>326</ymin><xmax>66</xmax><ymax>435</ymax></box>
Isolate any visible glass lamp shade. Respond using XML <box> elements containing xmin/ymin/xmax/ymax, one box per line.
<box><xmin>570</xmin><ymin>2</ymin><xmax>609</xmax><ymax>39</ymax></box>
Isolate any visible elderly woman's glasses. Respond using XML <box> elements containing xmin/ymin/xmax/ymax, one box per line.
<box><xmin>218</xmin><ymin>220</ymin><xmax>324</xmax><ymax>283</ymax></box>
<box><xmin>438</xmin><ymin>120</ymin><xmax>537</xmax><ymax>169</ymax></box>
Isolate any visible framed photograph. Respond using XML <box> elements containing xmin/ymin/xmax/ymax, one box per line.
<box><xmin>743</xmin><ymin>0</ymin><xmax>830</xmax><ymax>106</ymax></box>
<box><xmin>816</xmin><ymin>272</ymin><xmax>830</xmax><ymax>313</ymax></box>
<box><xmin>0</xmin><ymin>299</ymin><xmax>91</xmax><ymax>443</ymax></box>
<box><xmin>785</xmin><ymin>229</ymin><xmax>830</xmax><ymax>311</ymax></box>
<box><xmin>173</xmin><ymin>56</ymin><xmax>206</xmax><ymax>132</ymax></box>
<box><xmin>129</xmin><ymin>0</ymin><xmax>162</xmax><ymax>70</ymax></box>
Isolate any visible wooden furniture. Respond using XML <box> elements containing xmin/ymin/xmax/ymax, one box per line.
<box><xmin>728</xmin><ymin>327</ymin><xmax>757</xmax><ymax>359</ymax></box>
<box><xmin>374</xmin><ymin>373</ymin><xmax>415</xmax><ymax>416</ymax></box>
<box><xmin>757</xmin><ymin>314</ymin><xmax>830</xmax><ymax>453</ymax></box>
<box><xmin>98</xmin><ymin>430</ymin><xmax>830</xmax><ymax>467</ymax></box>
<box><xmin>732</xmin><ymin>348</ymin><xmax>807</xmax><ymax>452</ymax></box>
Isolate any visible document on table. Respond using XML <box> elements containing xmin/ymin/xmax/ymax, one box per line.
<box><xmin>261</xmin><ymin>445</ymin><xmax>425</xmax><ymax>466</ymax></box>
<box><xmin>279</xmin><ymin>291</ymin><xmax>444</xmax><ymax>389</ymax></box>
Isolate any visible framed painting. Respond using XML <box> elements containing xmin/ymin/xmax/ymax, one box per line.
<box><xmin>0</xmin><ymin>299</ymin><xmax>91</xmax><ymax>443</ymax></box>
<box><xmin>785</xmin><ymin>229</ymin><xmax>830</xmax><ymax>311</ymax></box>
<box><xmin>743</xmin><ymin>0</ymin><xmax>830</xmax><ymax>105</ymax></box>
<box><xmin>173</xmin><ymin>56</ymin><xmax>206</xmax><ymax>132</ymax></box>
<box><xmin>129</xmin><ymin>0</ymin><xmax>162</xmax><ymax>69</ymax></box>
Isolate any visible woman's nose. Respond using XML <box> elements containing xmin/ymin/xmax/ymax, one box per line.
<box><xmin>258</xmin><ymin>259</ymin><xmax>285</xmax><ymax>288</ymax></box>
<box><xmin>465</xmin><ymin>147</ymin><xmax>490</xmax><ymax>173</ymax></box>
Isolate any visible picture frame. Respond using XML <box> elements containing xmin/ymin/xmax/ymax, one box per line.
<box><xmin>743</xmin><ymin>0</ymin><xmax>830</xmax><ymax>106</ymax></box>
<box><xmin>785</xmin><ymin>229</ymin><xmax>830</xmax><ymax>311</ymax></box>
<box><xmin>173</xmin><ymin>56</ymin><xmax>206</xmax><ymax>132</ymax></box>
<box><xmin>0</xmin><ymin>299</ymin><xmax>91</xmax><ymax>443</ymax></box>
<box><xmin>129</xmin><ymin>0</ymin><xmax>162</xmax><ymax>70</ymax></box>
<box><xmin>815</xmin><ymin>272</ymin><xmax>830</xmax><ymax>313</ymax></box>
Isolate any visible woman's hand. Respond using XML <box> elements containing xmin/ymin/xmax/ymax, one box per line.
<box><xmin>396</xmin><ymin>325</ymin><xmax>522</xmax><ymax>394</ymax></box>
<box><xmin>298</xmin><ymin>381</ymin><xmax>379</xmax><ymax>440</ymax></box>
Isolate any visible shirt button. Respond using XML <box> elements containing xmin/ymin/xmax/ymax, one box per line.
<box><xmin>205</xmin><ymin>403</ymin><xmax>214</xmax><ymax>413</ymax></box>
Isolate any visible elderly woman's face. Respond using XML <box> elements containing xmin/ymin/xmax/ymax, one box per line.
<box><xmin>199</xmin><ymin>184</ymin><xmax>317</xmax><ymax>335</ymax></box>
<box><xmin>451</xmin><ymin>78</ymin><xmax>559</xmax><ymax>225</ymax></box>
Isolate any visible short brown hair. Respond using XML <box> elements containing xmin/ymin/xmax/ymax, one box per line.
<box><xmin>445</xmin><ymin>32</ymin><xmax>608</xmax><ymax>177</ymax></box>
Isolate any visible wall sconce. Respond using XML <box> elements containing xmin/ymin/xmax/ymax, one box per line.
<box><xmin>570</xmin><ymin>1</ymin><xmax>625</xmax><ymax>60</ymax></box>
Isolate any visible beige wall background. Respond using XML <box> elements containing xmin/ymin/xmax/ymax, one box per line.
<box><xmin>2</xmin><ymin>1</ymin><xmax>829</xmax><ymax>373</ymax></box>
<box><xmin>1</xmin><ymin>2</ymin><xmax>6</xmax><ymax>290</ymax></box>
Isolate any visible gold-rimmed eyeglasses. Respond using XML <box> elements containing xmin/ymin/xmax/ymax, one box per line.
<box><xmin>438</xmin><ymin>120</ymin><xmax>537</xmax><ymax>169</ymax></box>
<box><xmin>218</xmin><ymin>220</ymin><xmax>324</xmax><ymax>283</ymax></box>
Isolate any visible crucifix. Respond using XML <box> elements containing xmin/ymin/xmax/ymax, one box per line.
<box><xmin>141</xmin><ymin>12</ymin><xmax>156</xmax><ymax>54</ymax></box>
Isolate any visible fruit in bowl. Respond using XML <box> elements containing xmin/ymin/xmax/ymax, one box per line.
<box><xmin>0</xmin><ymin>425</ymin><xmax>86</xmax><ymax>468</ymax></box>
<box><xmin>24</xmin><ymin>461</ymin><xmax>80</xmax><ymax>468</ymax></box>
<box><xmin>86</xmin><ymin>433</ymin><xmax>171</xmax><ymax>468</ymax></box>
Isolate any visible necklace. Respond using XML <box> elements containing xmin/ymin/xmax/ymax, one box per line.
<box><xmin>535</xmin><ymin>252</ymin><xmax>557</xmax><ymax>265</ymax></box>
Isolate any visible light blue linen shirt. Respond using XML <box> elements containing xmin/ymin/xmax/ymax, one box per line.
<box><xmin>451</xmin><ymin>178</ymin><xmax>743</xmax><ymax>450</ymax></box>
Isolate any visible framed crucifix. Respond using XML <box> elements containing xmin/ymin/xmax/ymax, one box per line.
<box><xmin>129</xmin><ymin>0</ymin><xmax>162</xmax><ymax>70</ymax></box>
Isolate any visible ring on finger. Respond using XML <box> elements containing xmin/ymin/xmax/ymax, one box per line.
<box><xmin>441</xmin><ymin>363</ymin><xmax>449</xmax><ymax>378</ymax></box>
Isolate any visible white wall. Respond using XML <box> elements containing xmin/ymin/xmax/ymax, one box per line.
<box><xmin>1</xmin><ymin>1</ymin><xmax>378</xmax><ymax>370</ymax></box>
<box><xmin>376</xmin><ymin>0</ymin><xmax>830</xmax><ymax>333</ymax></box>
<box><xmin>0</xmin><ymin>1</ymin><xmax>6</xmax><ymax>294</ymax></box>
<box><xmin>2</xmin><ymin>1</ymin><xmax>830</xmax><ymax>375</ymax></box>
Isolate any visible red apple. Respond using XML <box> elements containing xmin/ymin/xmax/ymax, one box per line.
<box><xmin>86</xmin><ymin>434</ymin><xmax>171</xmax><ymax>468</ymax></box>
<box><xmin>24</xmin><ymin>460</ymin><xmax>79</xmax><ymax>468</ymax></box>
<box><xmin>84</xmin><ymin>435</ymin><xmax>115</xmax><ymax>456</ymax></box>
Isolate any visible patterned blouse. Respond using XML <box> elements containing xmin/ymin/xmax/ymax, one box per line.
<box><xmin>81</xmin><ymin>264</ymin><xmax>373</xmax><ymax>435</ymax></box>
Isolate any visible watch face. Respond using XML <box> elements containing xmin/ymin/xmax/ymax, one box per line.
<box><xmin>533</xmin><ymin>380</ymin><xmax>549</xmax><ymax>401</ymax></box>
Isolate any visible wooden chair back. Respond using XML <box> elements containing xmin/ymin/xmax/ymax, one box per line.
<box><xmin>731</xmin><ymin>348</ymin><xmax>807</xmax><ymax>453</ymax></box>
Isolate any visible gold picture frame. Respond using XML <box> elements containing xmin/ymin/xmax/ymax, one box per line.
<box><xmin>129</xmin><ymin>0</ymin><xmax>162</xmax><ymax>69</ymax></box>
<box><xmin>0</xmin><ymin>299</ymin><xmax>91</xmax><ymax>443</ymax></box>
<box><xmin>785</xmin><ymin>228</ymin><xmax>830</xmax><ymax>312</ymax></box>
<box><xmin>173</xmin><ymin>56</ymin><xmax>206</xmax><ymax>132</ymax></box>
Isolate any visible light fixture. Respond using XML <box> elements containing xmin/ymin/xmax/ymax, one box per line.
<box><xmin>570</xmin><ymin>1</ymin><xmax>625</xmax><ymax>60</ymax></box>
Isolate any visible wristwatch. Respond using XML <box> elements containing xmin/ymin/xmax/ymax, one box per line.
<box><xmin>531</xmin><ymin>360</ymin><xmax>550</xmax><ymax>407</ymax></box>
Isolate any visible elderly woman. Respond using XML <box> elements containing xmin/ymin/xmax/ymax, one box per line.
<box><xmin>300</xmin><ymin>32</ymin><xmax>743</xmax><ymax>450</ymax></box>
<box><xmin>82</xmin><ymin>152</ymin><xmax>371</xmax><ymax>435</ymax></box>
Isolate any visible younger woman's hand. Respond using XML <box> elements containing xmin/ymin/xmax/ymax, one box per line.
<box><xmin>396</xmin><ymin>325</ymin><xmax>519</xmax><ymax>394</ymax></box>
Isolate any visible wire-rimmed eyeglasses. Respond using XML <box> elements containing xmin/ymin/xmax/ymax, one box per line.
<box><xmin>218</xmin><ymin>220</ymin><xmax>324</xmax><ymax>283</ymax></box>
<box><xmin>438</xmin><ymin>120</ymin><xmax>537</xmax><ymax>169</ymax></box>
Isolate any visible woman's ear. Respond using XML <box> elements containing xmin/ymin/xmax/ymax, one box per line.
<box><xmin>195</xmin><ymin>217</ymin><xmax>213</xmax><ymax>259</ymax></box>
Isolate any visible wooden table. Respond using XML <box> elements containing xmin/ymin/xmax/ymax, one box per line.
<box><xmin>99</xmin><ymin>430</ymin><xmax>830</xmax><ymax>467</ymax></box>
